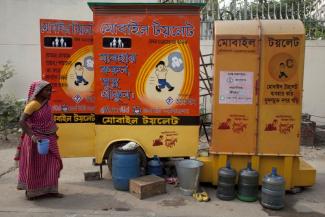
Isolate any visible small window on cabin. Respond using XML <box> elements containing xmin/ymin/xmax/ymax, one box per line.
<box><xmin>44</xmin><ymin>37</ymin><xmax>72</xmax><ymax>48</ymax></box>
<box><xmin>103</xmin><ymin>37</ymin><xmax>131</xmax><ymax>49</ymax></box>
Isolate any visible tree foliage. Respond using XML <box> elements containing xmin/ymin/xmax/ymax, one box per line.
<box><xmin>248</xmin><ymin>0</ymin><xmax>315</xmax><ymax>20</ymax></box>
<box><xmin>217</xmin><ymin>0</ymin><xmax>325</xmax><ymax>39</ymax></box>
<box><xmin>0</xmin><ymin>62</ymin><xmax>14</xmax><ymax>89</ymax></box>
<box><xmin>0</xmin><ymin>62</ymin><xmax>23</xmax><ymax>140</ymax></box>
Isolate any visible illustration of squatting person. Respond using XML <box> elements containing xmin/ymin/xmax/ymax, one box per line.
<box><xmin>155</xmin><ymin>61</ymin><xmax>174</xmax><ymax>92</ymax></box>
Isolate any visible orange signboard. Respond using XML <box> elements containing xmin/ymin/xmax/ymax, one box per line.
<box><xmin>40</xmin><ymin>19</ymin><xmax>94</xmax><ymax>118</ymax></box>
<box><xmin>210</xmin><ymin>21</ymin><xmax>260</xmax><ymax>154</ymax></box>
<box><xmin>258</xmin><ymin>32</ymin><xmax>304</xmax><ymax>155</ymax></box>
<box><xmin>91</xmin><ymin>5</ymin><xmax>200</xmax><ymax>126</ymax></box>
<box><xmin>40</xmin><ymin>19</ymin><xmax>95</xmax><ymax>157</ymax></box>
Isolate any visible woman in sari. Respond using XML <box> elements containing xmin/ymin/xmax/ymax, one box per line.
<box><xmin>17</xmin><ymin>80</ymin><xmax>63</xmax><ymax>200</ymax></box>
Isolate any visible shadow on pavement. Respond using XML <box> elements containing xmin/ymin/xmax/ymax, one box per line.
<box><xmin>31</xmin><ymin>192</ymin><xmax>133</xmax><ymax>211</ymax></box>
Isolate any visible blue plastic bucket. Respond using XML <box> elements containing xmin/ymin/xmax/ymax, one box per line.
<box><xmin>37</xmin><ymin>139</ymin><xmax>49</xmax><ymax>155</ymax></box>
<box><xmin>112</xmin><ymin>148</ymin><xmax>140</xmax><ymax>191</ymax></box>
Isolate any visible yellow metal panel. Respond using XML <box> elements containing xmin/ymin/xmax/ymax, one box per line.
<box><xmin>211</xmin><ymin>21</ymin><xmax>260</xmax><ymax>154</ymax></box>
<box><xmin>217</xmin><ymin>154</ymin><xmax>228</xmax><ymax>169</ymax></box>
<box><xmin>292</xmin><ymin>158</ymin><xmax>316</xmax><ymax>187</ymax></box>
<box><xmin>199</xmin><ymin>154</ymin><xmax>316</xmax><ymax>190</ymax></box>
<box><xmin>94</xmin><ymin>125</ymin><xmax>199</xmax><ymax>162</ymax></box>
<box><xmin>251</xmin><ymin>155</ymin><xmax>260</xmax><ymax>172</ymax></box>
<box><xmin>283</xmin><ymin>156</ymin><xmax>293</xmax><ymax>189</ymax></box>
<box><xmin>57</xmin><ymin>123</ymin><xmax>95</xmax><ymax>157</ymax></box>
<box><xmin>258</xmin><ymin>20</ymin><xmax>305</xmax><ymax>155</ymax></box>
<box><xmin>199</xmin><ymin>156</ymin><xmax>214</xmax><ymax>183</ymax></box>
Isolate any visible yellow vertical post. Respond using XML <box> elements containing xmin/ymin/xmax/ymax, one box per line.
<box><xmin>283</xmin><ymin>156</ymin><xmax>293</xmax><ymax>190</ymax></box>
<box><xmin>251</xmin><ymin>155</ymin><xmax>260</xmax><ymax>171</ymax></box>
<box><xmin>251</xmin><ymin>155</ymin><xmax>261</xmax><ymax>184</ymax></box>
<box><xmin>218</xmin><ymin>154</ymin><xmax>228</xmax><ymax>168</ymax></box>
<box><xmin>215</xmin><ymin>154</ymin><xmax>228</xmax><ymax>185</ymax></box>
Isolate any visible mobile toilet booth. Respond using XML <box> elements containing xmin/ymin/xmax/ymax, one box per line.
<box><xmin>198</xmin><ymin>20</ymin><xmax>316</xmax><ymax>190</ymax></box>
<box><xmin>88</xmin><ymin>2</ymin><xmax>204</xmax><ymax>164</ymax></box>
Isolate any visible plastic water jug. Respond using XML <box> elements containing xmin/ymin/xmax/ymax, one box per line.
<box><xmin>261</xmin><ymin>167</ymin><xmax>285</xmax><ymax>210</ymax></box>
<box><xmin>37</xmin><ymin>139</ymin><xmax>49</xmax><ymax>155</ymax></box>
<box><xmin>148</xmin><ymin>155</ymin><xmax>163</xmax><ymax>177</ymax></box>
<box><xmin>217</xmin><ymin>160</ymin><xmax>237</xmax><ymax>200</ymax></box>
<box><xmin>238</xmin><ymin>162</ymin><xmax>259</xmax><ymax>202</ymax></box>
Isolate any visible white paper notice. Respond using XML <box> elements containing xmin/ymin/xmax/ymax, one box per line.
<box><xmin>219</xmin><ymin>71</ymin><xmax>253</xmax><ymax>104</ymax></box>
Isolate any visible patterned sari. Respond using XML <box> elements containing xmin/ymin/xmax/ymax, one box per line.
<box><xmin>17</xmin><ymin>80</ymin><xmax>62</xmax><ymax>198</ymax></box>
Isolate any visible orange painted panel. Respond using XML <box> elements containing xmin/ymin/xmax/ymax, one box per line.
<box><xmin>92</xmin><ymin>7</ymin><xmax>200</xmax><ymax>124</ymax></box>
<box><xmin>40</xmin><ymin>19</ymin><xmax>95</xmax><ymax>157</ymax></box>
<box><xmin>40</xmin><ymin>19</ymin><xmax>94</xmax><ymax>115</ymax></box>
<box><xmin>89</xmin><ymin>4</ymin><xmax>203</xmax><ymax>158</ymax></box>
<box><xmin>258</xmin><ymin>34</ymin><xmax>304</xmax><ymax>155</ymax></box>
<box><xmin>210</xmin><ymin>31</ymin><xmax>260</xmax><ymax>154</ymax></box>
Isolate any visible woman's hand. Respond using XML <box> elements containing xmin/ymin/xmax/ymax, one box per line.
<box><xmin>31</xmin><ymin>135</ymin><xmax>38</xmax><ymax>143</ymax></box>
<box><xmin>59</xmin><ymin>159</ymin><xmax>63</xmax><ymax>171</ymax></box>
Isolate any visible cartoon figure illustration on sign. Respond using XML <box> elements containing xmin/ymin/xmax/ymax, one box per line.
<box><xmin>155</xmin><ymin>61</ymin><xmax>174</xmax><ymax>92</ymax></box>
<box><xmin>132</xmin><ymin>106</ymin><xmax>142</xmax><ymax>115</ymax></box>
<box><xmin>118</xmin><ymin>38</ymin><xmax>124</xmax><ymax>48</ymax></box>
<box><xmin>61</xmin><ymin>104</ymin><xmax>69</xmax><ymax>112</ymax></box>
<box><xmin>153</xmin><ymin>135</ymin><xmax>164</xmax><ymax>146</ymax></box>
<box><xmin>163</xmin><ymin>131</ymin><xmax>178</xmax><ymax>148</ymax></box>
<box><xmin>278</xmin><ymin>62</ymin><xmax>288</xmax><ymax>79</ymax></box>
<box><xmin>218</xmin><ymin>118</ymin><xmax>231</xmax><ymax>130</ymax></box>
<box><xmin>54</xmin><ymin>37</ymin><xmax>59</xmax><ymax>47</ymax></box>
<box><xmin>153</xmin><ymin>132</ymin><xmax>178</xmax><ymax>148</ymax></box>
<box><xmin>60</xmin><ymin>46</ymin><xmax>94</xmax><ymax>99</ymax></box>
<box><xmin>165</xmin><ymin>134</ymin><xmax>178</xmax><ymax>148</ymax></box>
<box><xmin>265</xmin><ymin>119</ymin><xmax>278</xmax><ymax>131</ymax></box>
<box><xmin>168</xmin><ymin>52</ymin><xmax>184</xmax><ymax>72</ymax></box>
<box><xmin>279</xmin><ymin>123</ymin><xmax>294</xmax><ymax>134</ymax></box>
<box><xmin>137</xmin><ymin>44</ymin><xmax>191</xmax><ymax>108</ymax></box>
<box><xmin>84</xmin><ymin>56</ymin><xmax>94</xmax><ymax>71</ymax></box>
<box><xmin>112</xmin><ymin>38</ymin><xmax>117</xmax><ymax>48</ymax></box>
<box><xmin>232</xmin><ymin>121</ymin><xmax>247</xmax><ymax>133</ymax></box>
<box><xmin>74</xmin><ymin>62</ymin><xmax>89</xmax><ymax>86</ymax></box>
<box><xmin>269</xmin><ymin>53</ymin><xmax>296</xmax><ymax>82</ymax></box>
<box><xmin>60</xmin><ymin>37</ymin><xmax>64</xmax><ymax>47</ymax></box>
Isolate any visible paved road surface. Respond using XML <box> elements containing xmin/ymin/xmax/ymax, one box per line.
<box><xmin>1</xmin><ymin>147</ymin><xmax>325</xmax><ymax>217</ymax></box>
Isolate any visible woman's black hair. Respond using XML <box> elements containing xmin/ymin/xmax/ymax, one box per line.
<box><xmin>35</xmin><ymin>84</ymin><xmax>51</xmax><ymax>98</ymax></box>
